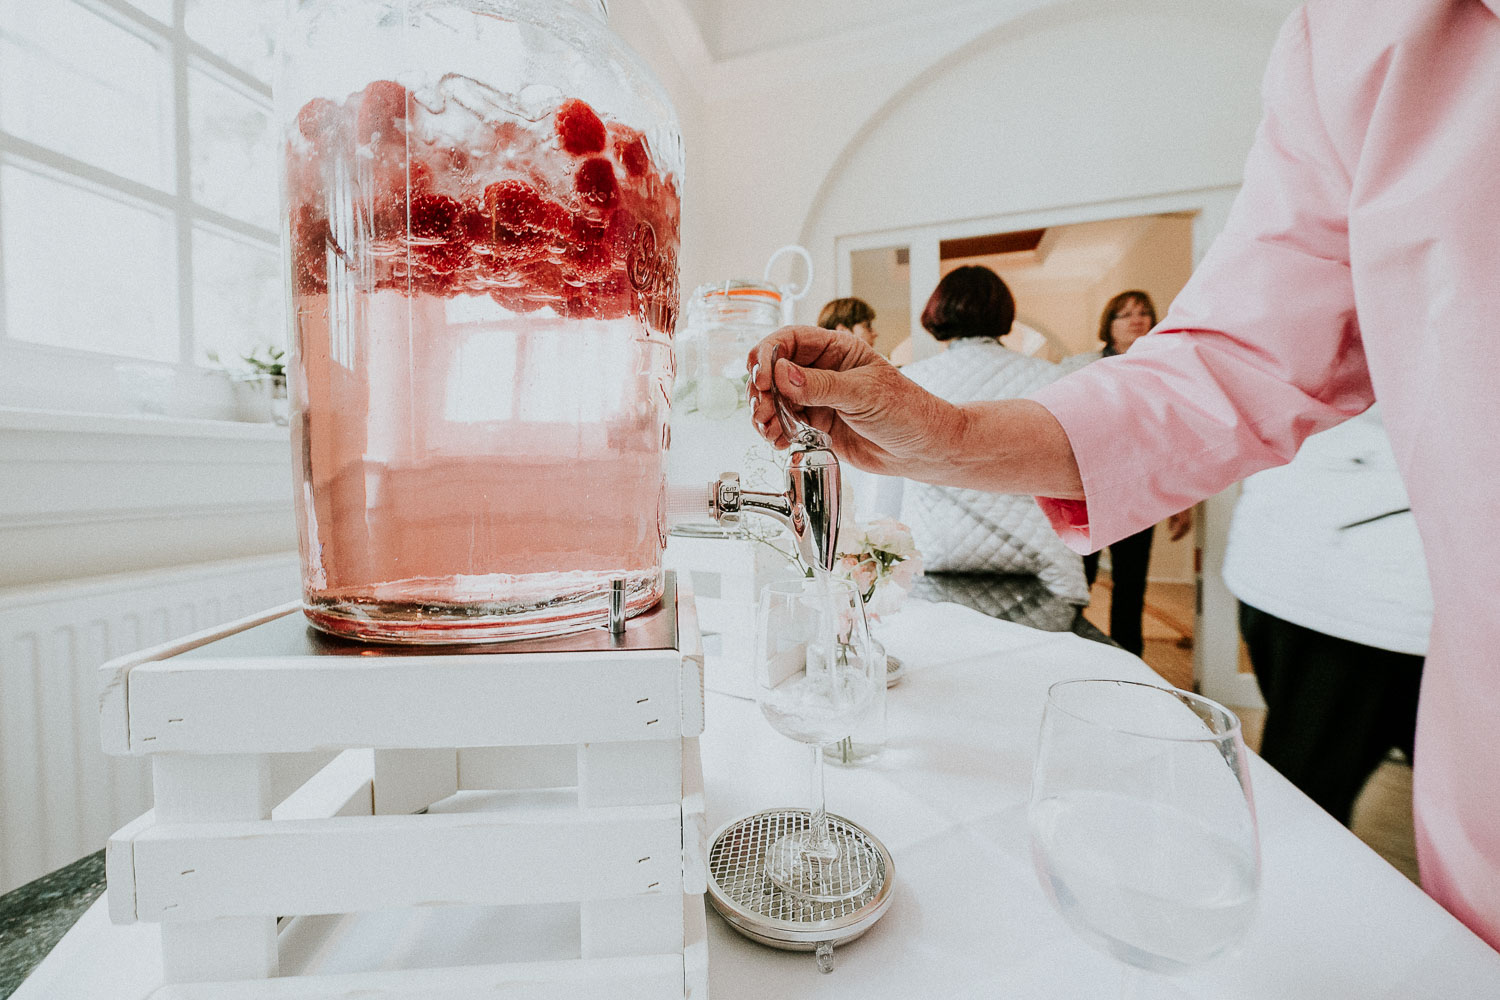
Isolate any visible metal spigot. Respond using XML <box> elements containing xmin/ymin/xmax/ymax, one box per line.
<box><xmin>704</xmin><ymin>347</ymin><xmax>842</xmax><ymax>573</ymax></box>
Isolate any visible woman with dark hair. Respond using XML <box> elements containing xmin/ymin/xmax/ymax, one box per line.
<box><xmin>919</xmin><ymin>265</ymin><xmax>1017</xmax><ymax>342</ymax></box>
<box><xmin>1065</xmin><ymin>290</ymin><xmax>1191</xmax><ymax>655</ymax></box>
<box><xmin>896</xmin><ymin>266</ymin><xmax>1088</xmax><ymax>613</ymax></box>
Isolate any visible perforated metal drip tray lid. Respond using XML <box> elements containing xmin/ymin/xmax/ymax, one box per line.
<box><xmin>706</xmin><ymin>808</ymin><xmax>895</xmax><ymax>952</ymax></box>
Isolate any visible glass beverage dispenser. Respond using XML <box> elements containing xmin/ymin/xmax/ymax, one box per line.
<box><xmin>277</xmin><ymin>0</ymin><xmax>682</xmax><ymax>642</ymax></box>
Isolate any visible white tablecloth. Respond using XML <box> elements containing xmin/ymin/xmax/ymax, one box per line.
<box><xmin>702</xmin><ymin>600</ymin><xmax>1500</xmax><ymax>999</ymax></box>
<box><xmin>16</xmin><ymin>600</ymin><xmax>1500</xmax><ymax>999</ymax></box>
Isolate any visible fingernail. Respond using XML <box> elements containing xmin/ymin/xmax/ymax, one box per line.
<box><xmin>783</xmin><ymin>361</ymin><xmax>806</xmax><ymax>387</ymax></box>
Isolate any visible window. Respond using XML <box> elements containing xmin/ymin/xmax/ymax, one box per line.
<box><xmin>0</xmin><ymin>0</ymin><xmax>282</xmax><ymax>414</ymax></box>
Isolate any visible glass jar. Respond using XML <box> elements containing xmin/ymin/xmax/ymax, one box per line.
<box><xmin>667</xmin><ymin>280</ymin><xmax>782</xmax><ymax>535</ymax></box>
<box><xmin>277</xmin><ymin>0</ymin><xmax>682</xmax><ymax>642</ymax></box>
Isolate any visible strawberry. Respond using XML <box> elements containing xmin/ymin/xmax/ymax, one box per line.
<box><xmin>574</xmin><ymin>157</ymin><xmax>619</xmax><ymax>212</ymax></box>
<box><xmin>555</xmin><ymin>99</ymin><xmax>606</xmax><ymax>156</ymax></box>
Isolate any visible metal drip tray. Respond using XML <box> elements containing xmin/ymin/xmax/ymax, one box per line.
<box><xmin>706</xmin><ymin>809</ymin><xmax>895</xmax><ymax>962</ymax></box>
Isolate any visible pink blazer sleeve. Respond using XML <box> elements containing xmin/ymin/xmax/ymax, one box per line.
<box><xmin>1030</xmin><ymin>7</ymin><xmax>1376</xmax><ymax>553</ymax></box>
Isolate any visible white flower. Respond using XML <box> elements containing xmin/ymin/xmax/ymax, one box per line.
<box><xmin>861</xmin><ymin>517</ymin><xmax>918</xmax><ymax>560</ymax></box>
<box><xmin>889</xmin><ymin>556</ymin><xmax>922</xmax><ymax>590</ymax></box>
<box><xmin>866</xmin><ymin>579</ymin><xmax>909</xmax><ymax>617</ymax></box>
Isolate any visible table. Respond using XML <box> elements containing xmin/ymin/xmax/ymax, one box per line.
<box><xmin>14</xmin><ymin>600</ymin><xmax>1500</xmax><ymax>999</ymax></box>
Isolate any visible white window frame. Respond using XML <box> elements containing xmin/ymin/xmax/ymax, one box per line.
<box><xmin>0</xmin><ymin>0</ymin><xmax>280</xmax><ymax>420</ymax></box>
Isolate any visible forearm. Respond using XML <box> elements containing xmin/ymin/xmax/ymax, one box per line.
<box><xmin>921</xmin><ymin>399</ymin><xmax>1085</xmax><ymax>499</ymax></box>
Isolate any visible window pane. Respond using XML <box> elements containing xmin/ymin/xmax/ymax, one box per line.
<box><xmin>192</xmin><ymin>224</ymin><xmax>283</xmax><ymax>366</ymax></box>
<box><xmin>184</xmin><ymin>0</ymin><xmax>280</xmax><ymax>81</ymax></box>
<box><xmin>188</xmin><ymin>63</ymin><xmax>277</xmax><ymax>229</ymax></box>
<box><xmin>0</xmin><ymin>0</ymin><xmax>174</xmax><ymax>189</ymax></box>
<box><xmin>2</xmin><ymin>163</ymin><xmax>178</xmax><ymax>361</ymax></box>
<box><xmin>122</xmin><ymin>0</ymin><xmax>172</xmax><ymax>23</ymax></box>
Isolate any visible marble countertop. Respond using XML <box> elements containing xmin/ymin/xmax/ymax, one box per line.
<box><xmin>0</xmin><ymin>851</ymin><xmax>105</xmax><ymax>999</ymax></box>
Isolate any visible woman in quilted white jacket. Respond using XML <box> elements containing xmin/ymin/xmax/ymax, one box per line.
<box><xmin>898</xmin><ymin>266</ymin><xmax>1089</xmax><ymax>607</ymax></box>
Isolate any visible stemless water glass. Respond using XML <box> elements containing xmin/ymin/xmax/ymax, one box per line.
<box><xmin>1029</xmin><ymin>680</ymin><xmax>1260</xmax><ymax>997</ymax></box>
<box><xmin>753</xmin><ymin>576</ymin><xmax>882</xmax><ymax>901</ymax></box>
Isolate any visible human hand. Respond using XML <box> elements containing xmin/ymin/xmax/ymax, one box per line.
<box><xmin>746</xmin><ymin>326</ymin><xmax>961</xmax><ymax>478</ymax></box>
<box><xmin>1166</xmin><ymin>509</ymin><xmax>1194</xmax><ymax>542</ymax></box>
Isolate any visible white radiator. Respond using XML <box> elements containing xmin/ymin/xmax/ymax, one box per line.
<box><xmin>0</xmin><ymin>553</ymin><xmax>299</xmax><ymax>895</ymax></box>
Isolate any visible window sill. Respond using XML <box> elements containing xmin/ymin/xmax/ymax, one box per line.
<box><xmin>0</xmin><ymin>406</ymin><xmax>290</xmax><ymax>441</ymax></box>
<box><xmin>0</xmin><ymin>406</ymin><xmax>296</xmax><ymax>588</ymax></box>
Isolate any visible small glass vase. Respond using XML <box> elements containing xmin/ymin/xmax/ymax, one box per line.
<box><xmin>824</xmin><ymin>638</ymin><xmax>889</xmax><ymax>765</ymax></box>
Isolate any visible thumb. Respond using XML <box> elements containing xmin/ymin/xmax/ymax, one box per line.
<box><xmin>776</xmin><ymin>358</ymin><xmax>860</xmax><ymax>410</ymax></box>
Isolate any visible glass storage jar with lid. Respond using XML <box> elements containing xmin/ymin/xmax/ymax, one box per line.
<box><xmin>277</xmin><ymin>0</ymin><xmax>682</xmax><ymax>643</ymax></box>
<box><xmin>667</xmin><ymin>280</ymin><xmax>783</xmax><ymax>537</ymax></box>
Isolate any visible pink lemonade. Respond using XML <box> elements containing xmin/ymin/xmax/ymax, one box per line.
<box><xmin>285</xmin><ymin>79</ymin><xmax>680</xmax><ymax>642</ymax></box>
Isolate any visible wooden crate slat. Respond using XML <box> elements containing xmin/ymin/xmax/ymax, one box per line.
<box><xmin>578</xmin><ymin>740</ymin><xmax>682</xmax><ymax>808</ymax></box>
<box><xmin>125</xmin><ymin>650</ymin><xmax>686</xmax><ymax>754</ymax></box>
<box><xmin>105</xmin><ymin>809</ymin><xmax>154</xmax><ymax>924</ymax></box>
<box><xmin>273</xmin><ymin>750</ymin><xmax>374</xmax><ymax>821</ymax></box>
<box><xmin>457</xmin><ymin>745</ymin><xmax>577</xmax><ymax>790</ymax></box>
<box><xmin>148</xmin><ymin>953</ymin><xmax>685</xmax><ymax>1000</ymax></box>
<box><xmin>132</xmin><ymin>806</ymin><xmax>684</xmax><ymax>920</ymax></box>
<box><xmin>580</xmin><ymin>892</ymin><xmax>684</xmax><ymax>959</ymax></box>
<box><xmin>99</xmin><ymin>603</ymin><xmax>302</xmax><ymax>755</ymax></box>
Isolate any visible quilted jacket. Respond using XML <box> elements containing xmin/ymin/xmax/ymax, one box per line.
<box><xmin>899</xmin><ymin>339</ymin><xmax>1089</xmax><ymax>605</ymax></box>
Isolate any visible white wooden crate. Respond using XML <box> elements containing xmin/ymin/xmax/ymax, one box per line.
<box><xmin>100</xmin><ymin>578</ymin><xmax>708</xmax><ymax>999</ymax></box>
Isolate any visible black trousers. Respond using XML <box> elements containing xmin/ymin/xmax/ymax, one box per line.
<box><xmin>1083</xmin><ymin>525</ymin><xmax>1154</xmax><ymax>656</ymax></box>
<box><xmin>1238</xmin><ymin>603</ymin><xmax>1424</xmax><ymax>827</ymax></box>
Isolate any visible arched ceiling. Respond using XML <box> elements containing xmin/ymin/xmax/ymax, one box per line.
<box><xmin>644</xmin><ymin>0</ymin><xmax>1304</xmax><ymax>67</ymax></box>
<box><xmin>672</xmin><ymin>0</ymin><xmax>993</xmax><ymax>59</ymax></box>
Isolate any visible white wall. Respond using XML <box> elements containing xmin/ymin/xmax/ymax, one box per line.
<box><xmin>799</xmin><ymin>0</ymin><xmax>1287</xmax><ymax>318</ymax></box>
<box><xmin>633</xmin><ymin>0</ymin><xmax>1295</xmax><ymax>314</ymax></box>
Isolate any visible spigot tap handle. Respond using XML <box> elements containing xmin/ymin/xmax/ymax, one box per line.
<box><xmin>760</xmin><ymin>345</ymin><xmax>833</xmax><ymax>452</ymax></box>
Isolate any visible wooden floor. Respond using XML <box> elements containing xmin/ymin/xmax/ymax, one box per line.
<box><xmin>1083</xmin><ymin>574</ymin><xmax>1419</xmax><ymax>884</ymax></box>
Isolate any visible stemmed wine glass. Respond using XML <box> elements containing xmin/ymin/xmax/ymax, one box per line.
<box><xmin>753</xmin><ymin>575</ymin><xmax>883</xmax><ymax>901</ymax></box>
<box><xmin>1029</xmin><ymin>679</ymin><xmax>1260</xmax><ymax>997</ymax></box>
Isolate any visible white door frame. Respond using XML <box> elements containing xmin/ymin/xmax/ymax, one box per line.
<box><xmin>835</xmin><ymin>184</ymin><xmax>1265</xmax><ymax>709</ymax></box>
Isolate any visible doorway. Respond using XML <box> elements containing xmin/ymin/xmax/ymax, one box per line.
<box><xmin>837</xmin><ymin>189</ymin><xmax>1259</xmax><ymax>709</ymax></box>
